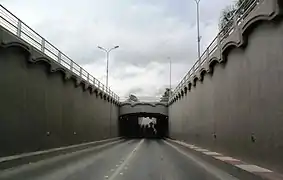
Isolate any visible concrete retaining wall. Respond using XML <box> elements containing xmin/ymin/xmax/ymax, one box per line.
<box><xmin>169</xmin><ymin>0</ymin><xmax>283</xmax><ymax>173</ymax></box>
<box><xmin>0</xmin><ymin>28</ymin><xmax>119</xmax><ymax>157</ymax></box>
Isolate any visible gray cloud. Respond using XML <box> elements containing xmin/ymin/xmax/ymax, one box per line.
<box><xmin>2</xmin><ymin>0</ymin><xmax>234</xmax><ymax>97</ymax></box>
<box><xmin>126</xmin><ymin>87</ymin><xmax>144</xmax><ymax>96</ymax></box>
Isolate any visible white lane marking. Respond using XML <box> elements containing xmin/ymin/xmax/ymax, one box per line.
<box><xmin>163</xmin><ymin>140</ymin><xmax>239</xmax><ymax>180</ymax></box>
<box><xmin>108</xmin><ymin>139</ymin><xmax>144</xmax><ymax>180</ymax></box>
<box><xmin>203</xmin><ymin>152</ymin><xmax>222</xmax><ymax>156</ymax></box>
<box><xmin>119</xmin><ymin>172</ymin><xmax>123</xmax><ymax>175</ymax></box>
<box><xmin>194</xmin><ymin>148</ymin><xmax>209</xmax><ymax>152</ymax></box>
<box><xmin>0</xmin><ymin>137</ymin><xmax>122</xmax><ymax>163</ymax></box>
<box><xmin>169</xmin><ymin>139</ymin><xmax>275</xmax><ymax>175</ymax></box>
<box><xmin>0</xmin><ymin>140</ymin><xmax>130</xmax><ymax>179</ymax></box>
<box><xmin>236</xmin><ymin>165</ymin><xmax>272</xmax><ymax>173</ymax></box>
<box><xmin>173</xmin><ymin>140</ymin><xmax>197</xmax><ymax>149</ymax></box>
<box><xmin>214</xmin><ymin>156</ymin><xmax>240</xmax><ymax>162</ymax></box>
<box><xmin>104</xmin><ymin>175</ymin><xmax>109</xmax><ymax>179</ymax></box>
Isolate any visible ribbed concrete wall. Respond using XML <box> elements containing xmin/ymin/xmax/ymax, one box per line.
<box><xmin>0</xmin><ymin>28</ymin><xmax>119</xmax><ymax>157</ymax></box>
<box><xmin>169</xmin><ymin>0</ymin><xmax>283</xmax><ymax>173</ymax></box>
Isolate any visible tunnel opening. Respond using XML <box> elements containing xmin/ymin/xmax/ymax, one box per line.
<box><xmin>118</xmin><ymin>113</ymin><xmax>168</xmax><ymax>139</ymax></box>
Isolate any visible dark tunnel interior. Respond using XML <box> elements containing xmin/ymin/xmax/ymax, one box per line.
<box><xmin>118</xmin><ymin>113</ymin><xmax>169</xmax><ymax>139</ymax></box>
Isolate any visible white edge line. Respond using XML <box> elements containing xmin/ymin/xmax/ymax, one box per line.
<box><xmin>163</xmin><ymin>140</ymin><xmax>239</xmax><ymax>180</ymax></box>
<box><xmin>166</xmin><ymin>138</ymin><xmax>275</xmax><ymax>175</ymax></box>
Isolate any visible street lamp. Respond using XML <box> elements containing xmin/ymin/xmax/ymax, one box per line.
<box><xmin>168</xmin><ymin>57</ymin><xmax>172</xmax><ymax>98</ymax></box>
<box><xmin>194</xmin><ymin>0</ymin><xmax>201</xmax><ymax>65</ymax></box>
<box><xmin>97</xmin><ymin>45</ymin><xmax>119</xmax><ymax>87</ymax></box>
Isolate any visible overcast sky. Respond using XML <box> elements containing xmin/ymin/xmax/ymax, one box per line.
<box><xmin>1</xmin><ymin>0</ymin><xmax>234</xmax><ymax>98</ymax></box>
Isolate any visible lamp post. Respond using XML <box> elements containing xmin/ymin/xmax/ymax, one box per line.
<box><xmin>194</xmin><ymin>0</ymin><xmax>201</xmax><ymax>66</ymax></box>
<box><xmin>168</xmin><ymin>57</ymin><xmax>172</xmax><ymax>99</ymax></box>
<box><xmin>97</xmin><ymin>46</ymin><xmax>119</xmax><ymax>87</ymax></box>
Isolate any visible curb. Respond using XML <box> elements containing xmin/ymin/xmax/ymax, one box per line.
<box><xmin>0</xmin><ymin>137</ymin><xmax>122</xmax><ymax>170</ymax></box>
<box><xmin>166</xmin><ymin>138</ymin><xmax>283</xmax><ymax>180</ymax></box>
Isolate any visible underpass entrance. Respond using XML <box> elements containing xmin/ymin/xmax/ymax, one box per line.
<box><xmin>119</xmin><ymin>113</ymin><xmax>168</xmax><ymax>139</ymax></box>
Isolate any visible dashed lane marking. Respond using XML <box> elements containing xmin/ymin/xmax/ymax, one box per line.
<box><xmin>163</xmin><ymin>140</ymin><xmax>239</xmax><ymax>180</ymax></box>
<box><xmin>236</xmin><ymin>165</ymin><xmax>272</xmax><ymax>173</ymax></box>
<box><xmin>194</xmin><ymin>148</ymin><xmax>209</xmax><ymax>152</ymax></box>
<box><xmin>167</xmin><ymin>138</ymin><xmax>283</xmax><ymax>179</ymax></box>
<box><xmin>107</xmin><ymin>139</ymin><xmax>144</xmax><ymax>180</ymax></box>
<box><xmin>203</xmin><ymin>152</ymin><xmax>222</xmax><ymax>156</ymax></box>
<box><xmin>214</xmin><ymin>156</ymin><xmax>240</xmax><ymax>162</ymax></box>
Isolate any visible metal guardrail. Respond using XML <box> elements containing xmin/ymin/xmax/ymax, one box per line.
<box><xmin>170</xmin><ymin>0</ymin><xmax>261</xmax><ymax>101</ymax></box>
<box><xmin>119</xmin><ymin>96</ymin><xmax>164</xmax><ymax>103</ymax></box>
<box><xmin>0</xmin><ymin>5</ymin><xmax>119</xmax><ymax>101</ymax></box>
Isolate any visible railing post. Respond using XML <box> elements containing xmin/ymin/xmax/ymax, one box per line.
<box><xmin>79</xmin><ymin>67</ymin><xmax>82</xmax><ymax>78</ymax></box>
<box><xmin>234</xmin><ymin>12</ymin><xmax>242</xmax><ymax>40</ymax></box>
<box><xmin>93</xmin><ymin>78</ymin><xmax>96</xmax><ymax>86</ymax></box>
<box><xmin>87</xmin><ymin>73</ymin><xmax>90</xmax><ymax>82</ymax></box>
<box><xmin>58</xmin><ymin>51</ymin><xmax>61</xmax><ymax>64</ymax></box>
<box><xmin>217</xmin><ymin>34</ymin><xmax>222</xmax><ymax>61</ymax></box>
<box><xmin>234</xmin><ymin>13</ymin><xmax>239</xmax><ymax>30</ymax></box>
<box><xmin>41</xmin><ymin>38</ymin><xmax>45</xmax><ymax>52</ymax></box>
<box><xmin>70</xmin><ymin>60</ymin><xmax>73</xmax><ymax>72</ymax></box>
<box><xmin>16</xmin><ymin>20</ymin><xmax>21</xmax><ymax>37</ymax></box>
<box><xmin>206</xmin><ymin>48</ymin><xmax>209</xmax><ymax>60</ymax></box>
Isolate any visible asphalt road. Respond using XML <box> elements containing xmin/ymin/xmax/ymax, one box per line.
<box><xmin>0</xmin><ymin>139</ymin><xmax>239</xmax><ymax>180</ymax></box>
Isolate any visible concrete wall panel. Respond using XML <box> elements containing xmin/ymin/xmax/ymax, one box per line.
<box><xmin>0</xmin><ymin>35</ymin><xmax>119</xmax><ymax>156</ymax></box>
<box><xmin>169</xmin><ymin>16</ymin><xmax>283</xmax><ymax>172</ymax></box>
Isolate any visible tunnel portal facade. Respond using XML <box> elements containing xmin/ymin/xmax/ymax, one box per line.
<box><xmin>119</xmin><ymin>112</ymin><xmax>169</xmax><ymax>139</ymax></box>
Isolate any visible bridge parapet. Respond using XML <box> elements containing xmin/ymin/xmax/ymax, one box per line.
<box><xmin>119</xmin><ymin>96</ymin><xmax>165</xmax><ymax>103</ymax></box>
<box><xmin>119</xmin><ymin>101</ymin><xmax>168</xmax><ymax>116</ymax></box>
